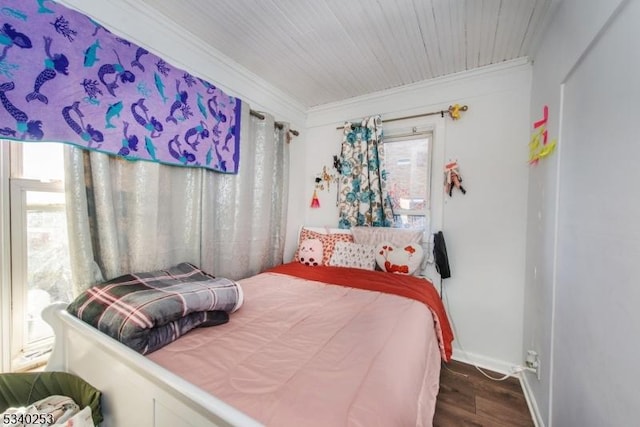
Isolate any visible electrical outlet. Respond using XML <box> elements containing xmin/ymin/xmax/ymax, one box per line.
<box><xmin>525</xmin><ymin>350</ymin><xmax>541</xmax><ymax>380</ymax></box>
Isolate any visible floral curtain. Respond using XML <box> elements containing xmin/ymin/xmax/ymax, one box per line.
<box><xmin>338</xmin><ymin>115</ymin><xmax>393</xmax><ymax>228</ymax></box>
<box><xmin>64</xmin><ymin>106</ymin><xmax>289</xmax><ymax>295</ymax></box>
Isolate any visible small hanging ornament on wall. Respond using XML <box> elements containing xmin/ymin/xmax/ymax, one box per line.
<box><xmin>310</xmin><ymin>161</ymin><xmax>339</xmax><ymax>209</ymax></box>
<box><xmin>321</xmin><ymin>166</ymin><xmax>335</xmax><ymax>192</ymax></box>
<box><xmin>444</xmin><ymin>161</ymin><xmax>467</xmax><ymax>197</ymax></box>
<box><xmin>310</xmin><ymin>189</ymin><xmax>320</xmax><ymax>208</ymax></box>
<box><xmin>310</xmin><ymin>177</ymin><xmax>322</xmax><ymax>208</ymax></box>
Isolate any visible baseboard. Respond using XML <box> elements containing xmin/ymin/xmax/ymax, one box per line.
<box><xmin>519</xmin><ymin>372</ymin><xmax>545</xmax><ymax>427</ymax></box>
<box><xmin>451</xmin><ymin>350</ymin><xmax>514</xmax><ymax>375</ymax></box>
<box><xmin>451</xmin><ymin>350</ymin><xmax>545</xmax><ymax>427</ymax></box>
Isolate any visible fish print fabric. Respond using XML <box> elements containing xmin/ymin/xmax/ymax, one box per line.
<box><xmin>0</xmin><ymin>0</ymin><xmax>242</xmax><ymax>173</ymax></box>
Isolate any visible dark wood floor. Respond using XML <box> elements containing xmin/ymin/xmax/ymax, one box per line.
<box><xmin>433</xmin><ymin>360</ymin><xmax>535</xmax><ymax>427</ymax></box>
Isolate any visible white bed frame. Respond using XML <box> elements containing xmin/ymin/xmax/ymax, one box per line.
<box><xmin>42</xmin><ymin>303</ymin><xmax>263</xmax><ymax>427</ymax></box>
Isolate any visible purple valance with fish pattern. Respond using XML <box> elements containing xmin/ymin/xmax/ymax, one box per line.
<box><xmin>0</xmin><ymin>0</ymin><xmax>241</xmax><ymax>173</ymax></box>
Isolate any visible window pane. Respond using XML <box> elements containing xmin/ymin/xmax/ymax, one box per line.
<box><xmin>20</xmin><ymin>143</ymin><xmax>65</xmax><ymax>181</ymax></box>
<box><xmin>25</xmin><ymin>191</ymin><xmax>72</xmax><ymax>345</ymax></box>
<box><xmin>392</xmin><ymin>214</ymin><xmax>427</xmax><ymax>230</ymax></box>
<box><xmin>384</xmin><ymin>137</ymin><xmax>430</xmax><ymax>213</ymax></box>
<box><xmin>26</xmin><ymin>191</ymin><xmax>65</xmax><ymax>206</ymax></box>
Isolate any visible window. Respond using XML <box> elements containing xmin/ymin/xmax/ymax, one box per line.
<box><xmin>384</xmin><ymin>132</ymin><xmax>431</xmax><ymax>230</ymax></box>
<box><xmin>2</xmin><ymin>141</ymin><xmax>71</xmax><ymax>371</ymax></box>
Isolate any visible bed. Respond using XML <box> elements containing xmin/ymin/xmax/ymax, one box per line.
<box><xmin>43</xmin><ymin>261</ymin><xmax>452</xmax><ymax>427</ymax></box>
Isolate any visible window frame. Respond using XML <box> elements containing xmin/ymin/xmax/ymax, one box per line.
<box><xmin>0</xmin><ymin>142</ymin><xmax>11</xmax><ymax>372</ymax></box>
<box><xmin>1</xmin><ymin>141</ymin><xmax>67</xmax><ymax>371</ymax></box>
<box><xmin>9</xmin><ymin>178</ymin><xmax>64</xmax><ymax>369</ymax></box>
<box><xmin>381</xmin><ymin>118</ymin><xmax>446</xmax><ymax>278</ymax></box>
<box><xmin>383</xmin><ymin>130</ymin><xmax>433</xmax><ymax>230</ymax></box>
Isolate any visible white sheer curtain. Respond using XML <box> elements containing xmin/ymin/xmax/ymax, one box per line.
<box><xmin>64</xmin><ymin>107</ymin><xmax>289</xmax><ymax>296</ymax></box>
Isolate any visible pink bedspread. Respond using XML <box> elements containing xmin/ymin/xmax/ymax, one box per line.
<box><xmin>267</xmin><ymin>262</ymin><xmax>453</xmax><ymax>361</ymax></box>
<box><xmin>149</xmin><ymin>270</ymin><xmax>443</xmax><ymax>426</ymax></box>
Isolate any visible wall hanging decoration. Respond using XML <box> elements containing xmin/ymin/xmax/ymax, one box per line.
<box><xmin>529</xmin><ymin>105</ymin><xmax>557</xmax><ymax>165</ymax></box>
<box><xmin>310</xmin><ymin>164</ymin><xmax>338</xmax><ymax>208</ymax></box>
<box><xmin>319</xmin><ymin>165</ymin><xmax>337</xmax><ymax>192</ymax></box>
<box><xmin>310</xmin><ymin>177</ymin><xmax>321</xmax><ymax>208</ymax></box>
<box><xmin>332</xmin><ymin>154</ymin><xmax>342</xmax><ymax>205</ymax></box>
<box><xmin>444</xmin><ymin>161</ymin><xmax>466</xmax><ymax>197</ymax></box>
<box><xmin>0</xmin><ymin>0</ymin><xmax>241</xmax><ymax>173</ymax></box>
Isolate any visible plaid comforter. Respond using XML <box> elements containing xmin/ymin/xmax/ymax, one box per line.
<box><xmin>67</xmin><ymin>263</ymin><xmax>242</xmax><ymax>354</ymax></box>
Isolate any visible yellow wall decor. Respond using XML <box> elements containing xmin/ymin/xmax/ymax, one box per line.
<box><xmin>529</xmin><ymin>105</ymin><xmax>557</xmax><ymax>164</ymax></box>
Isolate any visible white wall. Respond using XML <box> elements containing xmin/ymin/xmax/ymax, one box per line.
<box><xmin>523</xmin><ymin>0</ymin><xmax>635</xmax><ymax>425</ymax></box>
<box><xmin>297</xmin><ymin>60</ymin><xmax>532</xmax><ymax>371</ymax></box>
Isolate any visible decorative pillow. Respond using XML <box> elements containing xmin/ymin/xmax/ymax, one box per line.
<box><xmin>375</xmin><ymin>242</ymin><xmax>424</xmax><ymax>275</ymax></box>
<box><xmin>294</xmin><ymin>228</ymin><xmax>354</xmax><ymax>266</ymax></box>
<box><xmin>298</xmin><ymin>238</ymin><xmax>324</xmax><ymax>267</ymax></box>
<box><xmin>351</xmin><ymin>226</ymin><xmax>424</xmax><ymax>247</ymax></box>
<box><xmin>328</xmin><ymin>241</ymin><xmax>376</xmax><ymax>270</ymax></box>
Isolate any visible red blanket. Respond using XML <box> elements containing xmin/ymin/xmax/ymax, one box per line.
<box><xmin>267</xmin><ymin>262</ymin><xmax>454</xmax><ymax>361</ymax></box>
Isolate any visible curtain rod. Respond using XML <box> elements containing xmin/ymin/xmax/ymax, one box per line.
<box><xmin>250</xmin><ymin>110</ymin><xmax>300</xmax><ymax>136</ymax></box>
<box><xmin>335</xmin><ymin>105</ymin><xmax>469</xmax><ymax>130</ymax></box>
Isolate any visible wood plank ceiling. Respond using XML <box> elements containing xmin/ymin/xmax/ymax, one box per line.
<box><xmin>138</xmin><ymin>0</ymin><xmax>554</xmax><ymax>108</ymax></box>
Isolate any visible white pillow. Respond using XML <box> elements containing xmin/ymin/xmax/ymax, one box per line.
<box><xmin>328</xmin><ymin>242</ymin><xmax>376</xmax><ymax>270</ymax></box>
<box><xmin>298</xmin><ymin>238</ymin><xmax>324</xmax><ymax>267</ymax></box>
<box><xmin>301</xmin><ymin>226</ymin><xmax>352</xmax><ymax>236</ymax></box>
<box><xmin>351</xmin><ymin>226</ymin><xmax>423</xmax><ymax>247</ymax></box>
<box><xmin>375</xmin><ymin>242</ymin><xmax>424</xmax><ymax>275</ymax></box>
<box><xmin>294</xmin><ymin>227</ymin><xmax>354</xmax><ymax>266</ymax></box>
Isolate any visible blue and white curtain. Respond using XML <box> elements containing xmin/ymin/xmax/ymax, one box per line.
<box><xmin>338</xmin><ymin>115</ymin><xmax>393</xmax><ymax>228</ymax></box>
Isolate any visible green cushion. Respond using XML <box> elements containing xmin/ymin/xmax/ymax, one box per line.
<box><xmin>0</xmin><ymin>371</ymin><xmax>102</xmax><ymax>425</ymax></box>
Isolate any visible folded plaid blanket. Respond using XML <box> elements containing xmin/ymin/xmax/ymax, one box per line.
<box><xmin>67</xmin><ymin>263</ymin><xmax>243</xmax><ymax>354</ymax></box>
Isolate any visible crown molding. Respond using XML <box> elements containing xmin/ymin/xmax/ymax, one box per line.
<box><xmin>307</xmin><ymin>57</ymin><xmax>530</xmax><ymax>115</ymax></box>
<box><xmin>306</xmin><ymin>58</ymin><xmax>531</xmax><ymax>129</ymax></box>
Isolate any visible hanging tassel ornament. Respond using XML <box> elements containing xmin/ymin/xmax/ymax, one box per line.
<box><xmin>310</xmin><ymin>176</ymin><xmax>322</xmax><ymax>208</ymax></box>
<box><xmin>310</xmin><ymin>189</ymin><xmax>321</xmax><ymax>208</ymax></box>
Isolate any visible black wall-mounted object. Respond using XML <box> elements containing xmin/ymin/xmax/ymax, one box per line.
<box><xmin>433</xmin><ymin>231</ymin><xmax>451</xmax><ymax>279</ymax></box>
